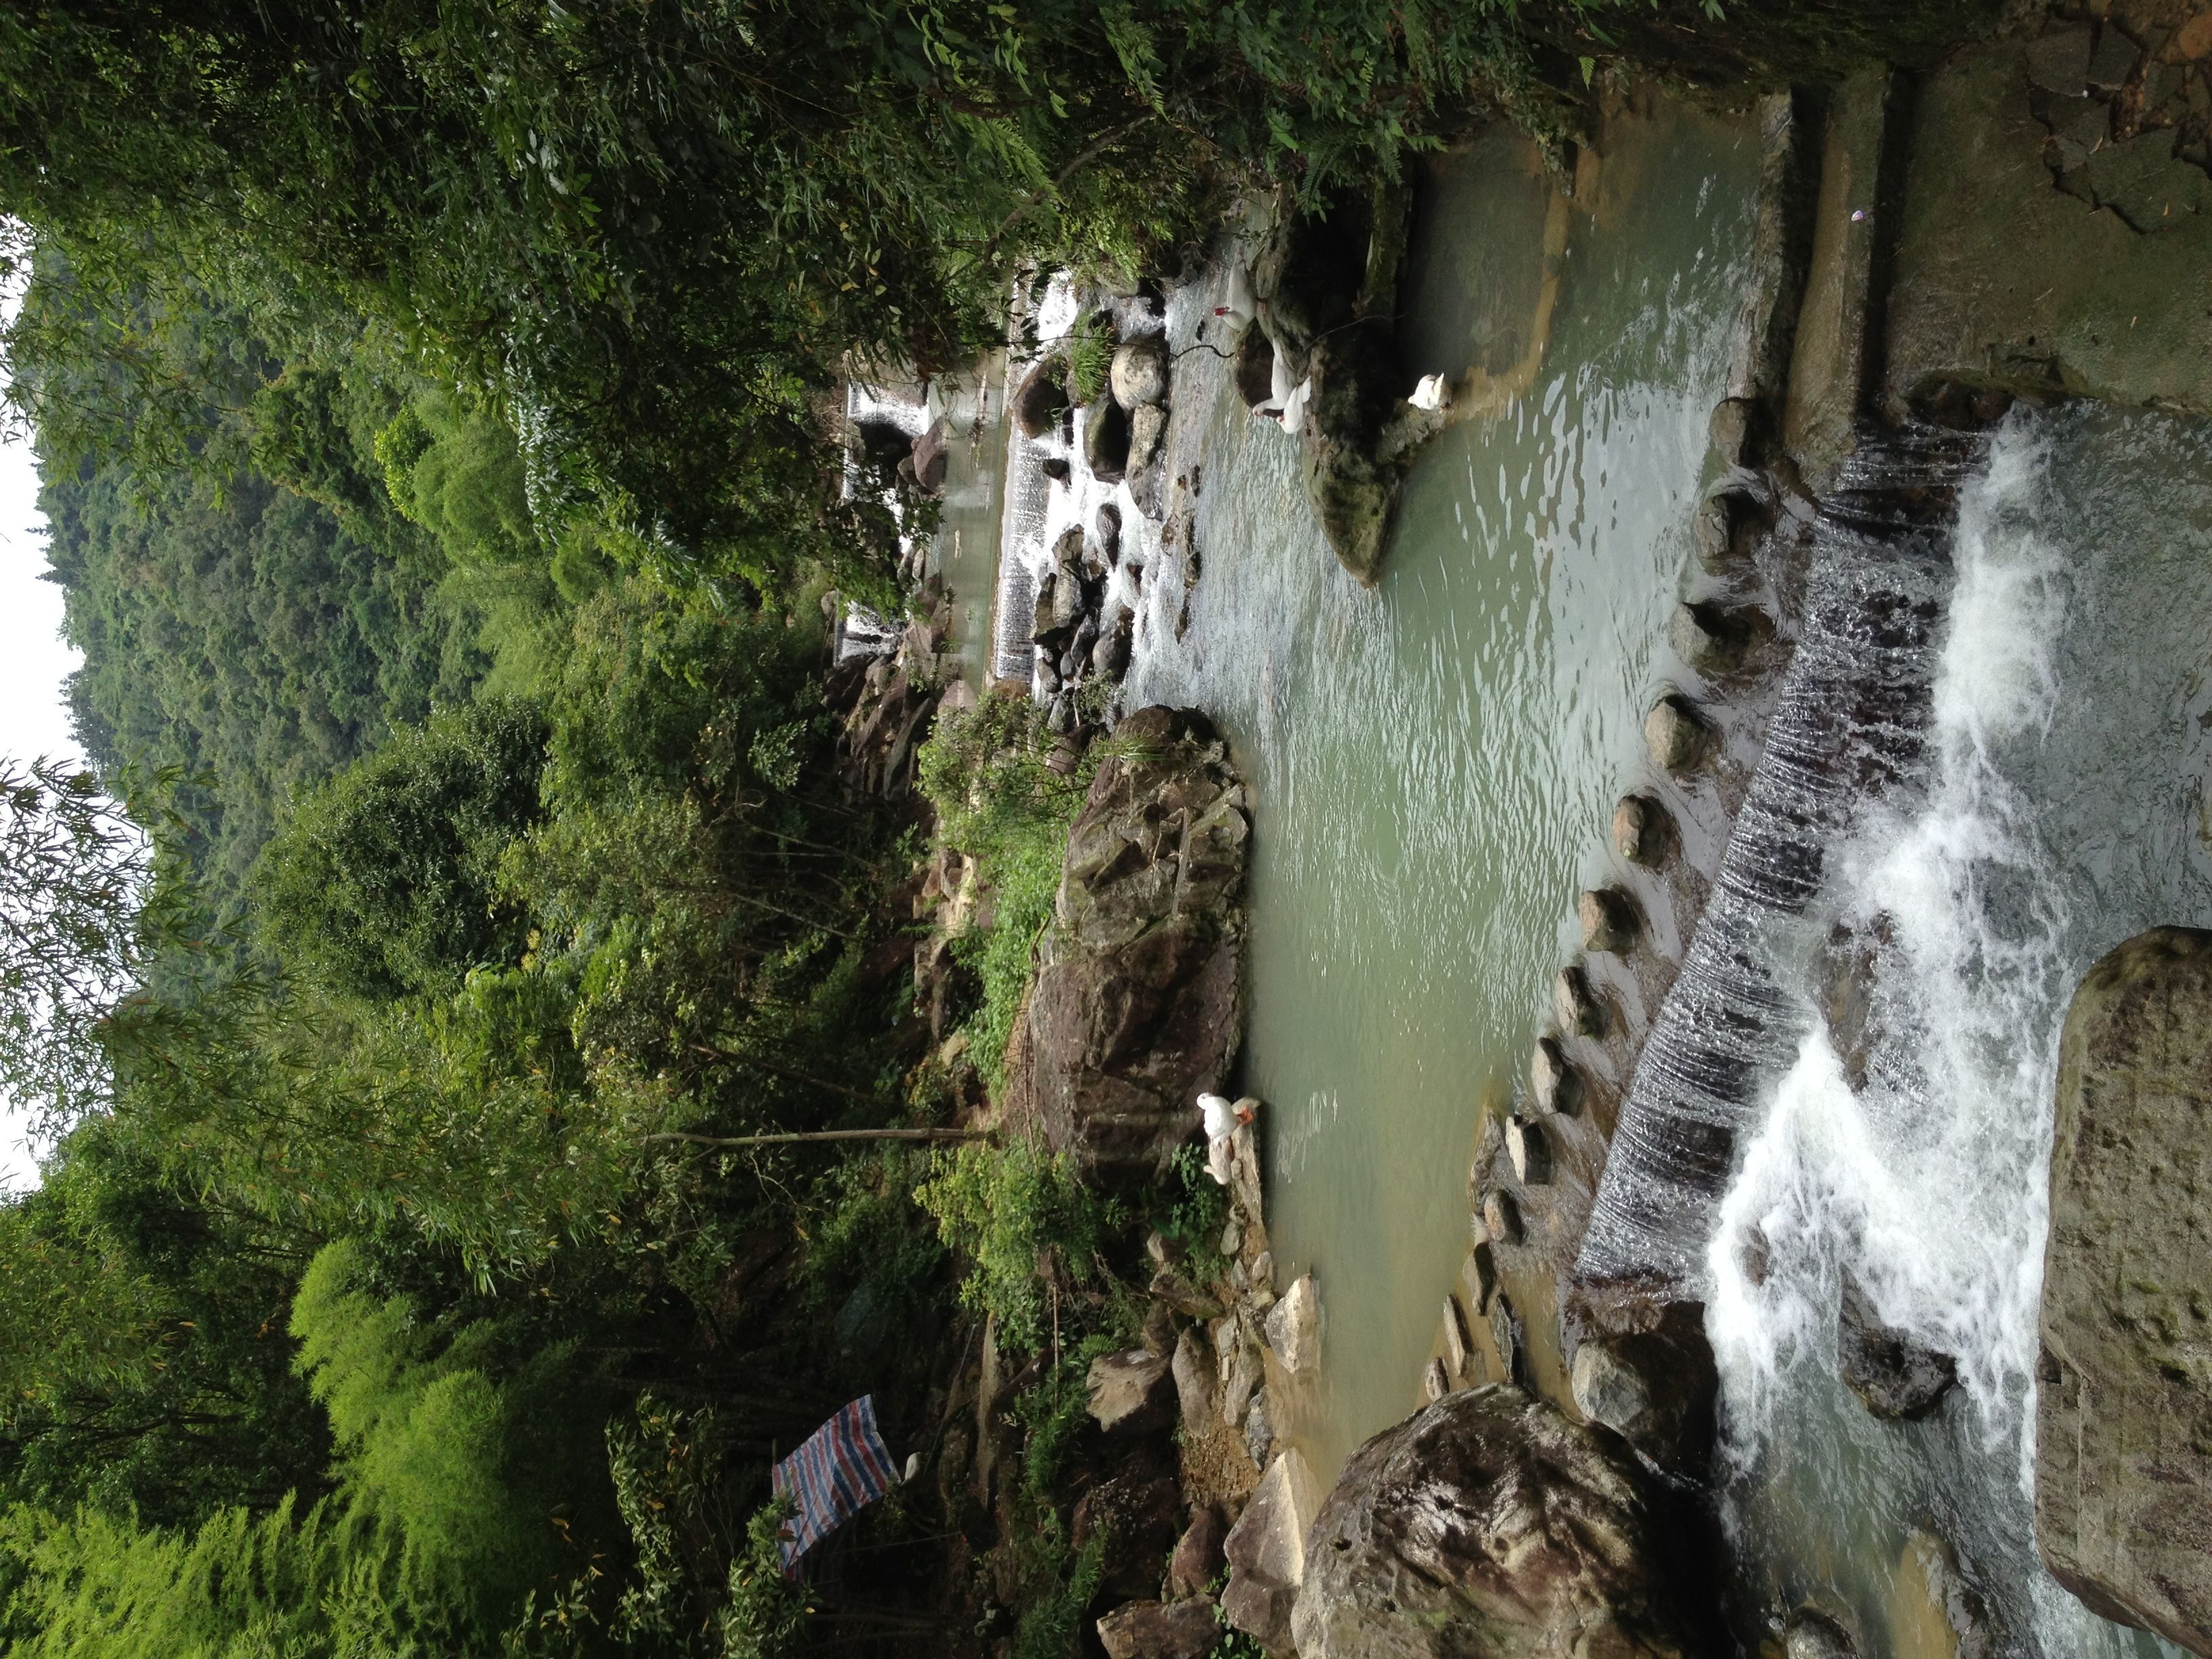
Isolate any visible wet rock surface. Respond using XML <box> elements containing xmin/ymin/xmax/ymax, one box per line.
<box><xmin>1014</xmin><ymin>359</ymin><xmax>1071</xmax><ymax>438</ymax></box>
<box><xmin>1886</xmin><ymin>32</ymin><xmax>2212</xmax><ymax>416</ymax></box>
<box><xmin>1837</xmin><ymin>1277</ymin><xmax>1957</xmax><ymax>1422</ymax></box>
<box><xmin>2036</xmin><ymin>926</ymin><xmax>2212</xmax><ymax>1656</ymax></box>
<box><xmin>1292</xmin><ymin>1385</ymin><xmax>1696</xmax><ymax>1659</ymax></box>
<box><xmin>1784</xmin><ymin>1607</ymin><xmax>1858</xmax><ymax>1659</ymax></box>
<box><xmin>1029</xmin><ymin>707</ymin><xmax>1250</xmax><ymax>1183</ymax></box>
<box><xmin>1250</xmin><ymin>180</ymin><xmax>1417</xmax><ymax>584</ymax></box>
<box><xmin>1565</xmin><ymin>1295</ymin><xmax>1717</xmax><ymax>1474</ymax></box>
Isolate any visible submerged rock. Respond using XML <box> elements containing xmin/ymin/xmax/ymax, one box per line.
<box><xmin>1643</xmin><ymin>695</ymin><xmax>1710</xmax><ymax>773</ymax></box>
<box><xmin>1610</xmin><ymin>794</ymin><xmax>1670</xmax><ymax>866</ymax></box>
<box><xmin>1029</xmin><ymin>708</ymin><xmax>1249</xmax><ymax>1183</ymax></box>
<box><xmin>1838</xmin><ymin>1276</ymin><xmax>1957</xmax><ymax>1421</ymax></box>
<box><xmin>1898</xmin><ymin>1529</ymin><xmax>1994</xmax><ymax>1659</ymax></box>
<box><xmin>1578</xmin><ymin>886</ymin><xmax>1639</xmax><ymax>954</ymax></box>
<box><xmin>1530</xmin><ymin>1036</ymin><xmax>1583</xmax><ymax>1115</ymax></box>
<box><xmin>1482</xmin><ymin>1189</ymin><xmax>1523</xmax><ymax>1246</ymax></box>
<box><xmin>1784</xmin><ymin>1608</ymin><xmax>1859</xmax><ymax>1659</ymax></box>
<box><xmin>1553</xmin><ymin>963</ymin><xmax>1604</xmax><ymax>1038</ymax></box>
<box><xmin>2036</xmin><ymin>926</ymin><xmax>2212</xmax><ymax>1656</ymax></box>
<box><xmin>1505</xmin><ymin>1115</ymin><xmax>1550</xmax><ymax>1185</ymax></box>
<box><xmin>1441</xmin><ymin>1296</ymin><xmax>1472</xmax><ymax>1378</ymax></box>
<box><xmin>1692</xmin><ymin>491</ymin><xmax>1742</xmax><ymax>573</ymax></box>
<box><xmin>1292</xmin><ymin>1385</ymin><xmax>1696</xmax><ymax>1659</ymax></box>
<box><xmin>1668</xmin><ymin>600</ymin><xmax>1757</xmax><ymax>676</ymax></box>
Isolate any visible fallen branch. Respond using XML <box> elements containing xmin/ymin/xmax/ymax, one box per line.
<box><xmin>645</xmin><ymin>1127</ymin><xmax>993</xmax><ymax>1150</ymax></box>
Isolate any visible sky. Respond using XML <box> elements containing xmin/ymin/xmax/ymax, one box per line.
<box><xmin>0</xmin><ymin>270</ymin><xmax>83</xmax><ymax>1190</ymax></box>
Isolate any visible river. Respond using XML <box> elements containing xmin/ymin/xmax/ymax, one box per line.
<box><xmin>930</xmin><ymin>77</ymin><xmax>2205</xmax><ymax>1659</ymax></box>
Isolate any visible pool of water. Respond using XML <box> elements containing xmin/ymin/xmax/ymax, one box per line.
<box><xmin>922</xmin><ymin>362</ymin><xmax>1011</xmax><ymax>689</ymax></box>
<box><xmin>1122</xmin><ymin>89</ymin><xmax>1769</xmax><ymax>1479</ymax></box>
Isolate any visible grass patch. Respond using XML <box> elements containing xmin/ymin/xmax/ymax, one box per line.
<box><xmin>917</xmin><ymin>693</ymin><xmax>1098</xmax><ymax>1090</ymax></box>
<box><xmin>915</xmin><ymin>1139</ymin><xmax>1126</xmax><ymax>1357</ymax></box>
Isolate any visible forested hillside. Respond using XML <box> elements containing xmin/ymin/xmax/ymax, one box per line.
<box><xmin>46</xmin><ymin>458</ymin><xmax>484</xmax><ymax>910</ymax></box>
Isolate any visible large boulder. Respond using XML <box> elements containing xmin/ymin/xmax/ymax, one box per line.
<box><xmin>1292</xmin><ymin>1385</ymin><xmax>1695</xmax><ymax>1659</ymax></box>
<box><xmin>1168</xmin><ymin>1506</ymin><xmax>1229</xmax><ymax>1600</ymax></box>
<box><xmin>1224</xmin><ymin>1450</ymin><xmax>1322</xmax><ymax>1652</ymax></box>
<box><xmin>1029</xmin><ymin>707</ymin><xmax>1250</xmax><ymax>1184</ymax></box>
<box><xmin>1087</xmin><ymin>1348</ymin><xmax>1176</xmax><ymax>1437</ymax></box>
<box><xmin>1085</xmin><ymin>398</ymin><xmax>1132</xmax><ymax>483</ymax></box>
<box><xmin>1015</xmin><ymin>359</ymin><xmax>1071</xmax><ymax>439</ymax></box>
<box><xmin>2036</xmin><ymin>927</ymin><xmax>2212</xmax><ymax>1656</ymax></box>
<box><xmin>1097</xmin><ymin>1599</ymin><xmax>1220</xmax><ymax>1659</ymax></box>
<box><xmin>1075</xmin><ymin>1460</ymin><xmax>1184</xmax><ymax>1602</ymax></box>
<box><xmin>1250</xmin><ymin>179</ymin><xmax>1416</xmax><ymax>586</ymax></box>
<box><xmin>1566</xmin><ymin>1296</ymin><xmax>1717</xmax><ymax>1475</ymax></box>
<box><xmin>1111</xmin><ymin>339</ymin><xmax>1170</xmax><ymax>409</ymax></box>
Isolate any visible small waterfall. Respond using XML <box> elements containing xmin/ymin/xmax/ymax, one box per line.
<box><xmin>1576</xmin><ymin>422</ymin><xmax>1990</xmax><ymax>1292</ymax></box>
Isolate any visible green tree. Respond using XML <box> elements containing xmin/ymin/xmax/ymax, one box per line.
<box><xmin>0</xmin><ymin>1124</ymin><xmax>331</xmax><ymax>1530</ymax></box>
<box><xmin>258</xmin><ymin>699</ymin><xmax>549</xmax><ymax>1002</ymax></box>
<box><xmin>0</xmin><ymin>758</ymin><xmax>147</xmax><ymax>1133</ymax></box>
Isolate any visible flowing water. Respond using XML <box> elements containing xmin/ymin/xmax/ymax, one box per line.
<box><xmin>1122</xmin><ymin>93</ymin><xmax>1769</xmax><ymax>1478</ymax></box>
<box><xmin>1697</xmin><ymin>405</ymin><xmax>2212</xmax><ymax>1657</ymax></box>
<box><xmin>923</xmin><ymin>366</ymin><xmax>1010</xmax><ymax>689</ymax></box>
<box><xmin>932</xmin><ymin>84</ymin><xmax>2212</xmax><ymax>1658</ymax></box>
<box><xmin>1580</xmin><ymin>422</ymin><xmax>1992</xmax><ymax>1291</ymax></box>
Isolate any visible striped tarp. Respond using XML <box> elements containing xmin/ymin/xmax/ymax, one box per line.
<box><xmin>771</xmin><ymin>1395</ymin><xmax>898</xmax><ymax>1574</ymax></box>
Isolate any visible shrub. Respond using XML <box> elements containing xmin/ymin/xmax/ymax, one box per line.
<box><xmin>258</xmin><ymin>698</ymin><xmax>550</xmax><ymax>1000</ymax></box>
<box><xmin>916</xmin><ymin>696</ymin><xmax>1097</xmax><ymax>1088</ymax></box>
<box><xmin>914</xmin><ymin>1141</ymin><xmax>1124</xmax><ymax>1357</ymax></box>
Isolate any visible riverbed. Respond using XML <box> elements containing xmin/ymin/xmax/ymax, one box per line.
<box><xmin>1125</xmin><ymin>86</ymin><xmax>1767</xmax><ymax>1483</ymax></box>
<box><xmin>931</xmin><ymin>66</ymin><xmax>2208</xmax><ymax>1659</ymax></box>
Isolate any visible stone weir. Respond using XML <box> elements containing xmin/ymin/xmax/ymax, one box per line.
<box><xmin>1574</xmin><ymin>419</ymin><xmax>1988</xmax><ymax>1294</ymax></box>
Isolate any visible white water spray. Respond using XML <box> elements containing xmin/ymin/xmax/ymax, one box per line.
<box><xmin>1702</xmin><ymin>418</ymin><xmax>2116</xmax><ymax>1649</ymax></box>
<box><xmin>1708</xmin><ymin>417</ymin><xmax>2071</xmax><ymax>1454</ymax></box>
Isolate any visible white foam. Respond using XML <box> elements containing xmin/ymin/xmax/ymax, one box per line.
<box><xmin>1708</xmin><ymin>413</ymin><xmax>2071</xmax><ymax>1484</ymax></box>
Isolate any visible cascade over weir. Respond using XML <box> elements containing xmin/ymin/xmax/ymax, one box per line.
<box><xmin>1575</xmin><ymin>422</ymin><xmax>1988</xmax><ymax>1294</ymax></box>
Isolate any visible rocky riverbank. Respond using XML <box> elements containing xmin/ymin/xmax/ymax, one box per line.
<box><xmin>876</xmin><ymin>7</ymin><xmax>2212</xmax><ymax>1656</ymax></box>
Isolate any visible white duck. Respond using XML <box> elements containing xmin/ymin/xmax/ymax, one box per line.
<box><xmin>1410</xmin><ymin>372</ymin><xmax>1452</xmax><ymax>412</ymax></box>
<box><xmin>1198</xmin><ymin>1090</ymin><xmax>1255</xmax><ymax>1186</ymax></box>
<box><xmin>1212</xmin><ymin>263</ymin><xmax>1257</xmax><ymax>336</ymax></box>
